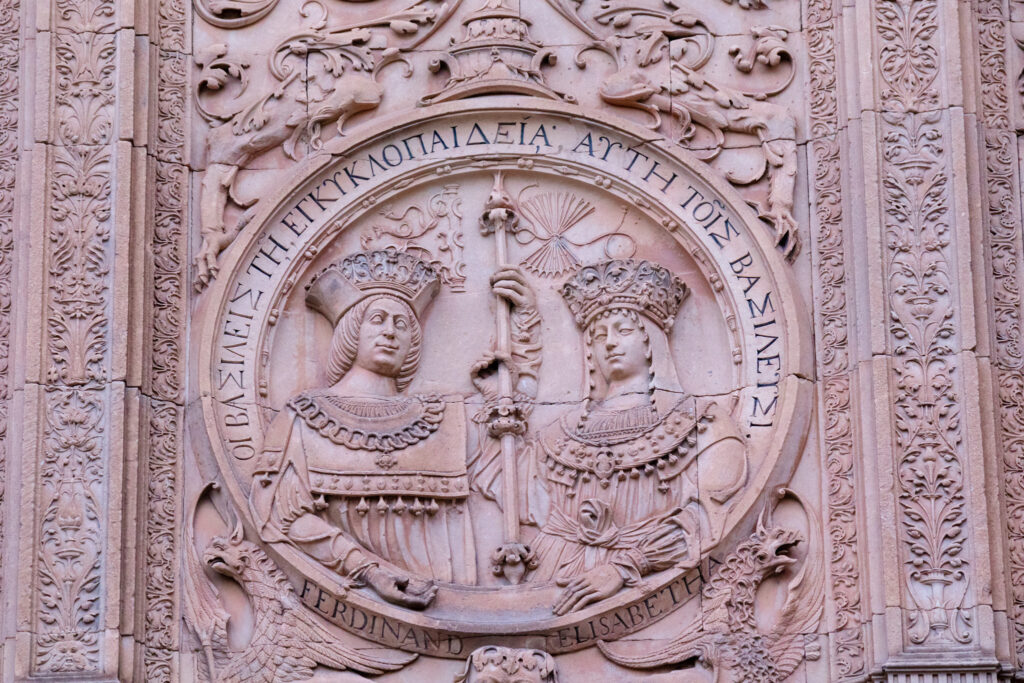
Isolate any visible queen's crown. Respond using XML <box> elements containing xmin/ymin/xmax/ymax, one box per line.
<box><xmin>562</xmin><ymin>259</ymin><xmax>689</xmax><ymax>333</ymax></box>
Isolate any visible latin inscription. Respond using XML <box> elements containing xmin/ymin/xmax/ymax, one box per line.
<box><xmin>298</xmin><ymin>565</ymin><xmax>708</xmax><ymax>656</ymax></box>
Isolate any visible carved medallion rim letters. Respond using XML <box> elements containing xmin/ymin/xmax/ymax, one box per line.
<box><xmin>193</xmin><ymin>101</ymin><xmax>813</xmax><ymax>653</ymax></box>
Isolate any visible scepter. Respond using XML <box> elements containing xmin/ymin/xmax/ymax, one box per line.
<box><xmin>479</xmin><ymin>171</ymin><xmax>536</xmax><ymax>585</ymax></box>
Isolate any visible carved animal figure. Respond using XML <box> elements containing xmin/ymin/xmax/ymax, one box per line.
<box><xmin>196</xmin><ymin>74</ymin><xmax>384</xmax><ymax>290</ymax></box>
<box><xmin>599</xmin><ymin>511</ymin><xmax>823</xmax><ymax>682</ymax></box>
<box><xmin>184</xmin><ymin>522</ymin><xmax>416</xmax><ymax>683</ymax></box>
<box><xmin>598</xmin><ymin>66</ymin><xmax>798</xmax><ymax>260</ymax></box>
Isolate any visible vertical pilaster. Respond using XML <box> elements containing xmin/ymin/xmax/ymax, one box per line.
<box><xmin>135</xmin><ymin>0</ymin><xmax>189</xmax><ymax>678</ymax></box>
<box><xmin>970</xmin><ymin>0</ymin><xmax>1024</xmax><ymax>673</ymax></box>
<box><xmin>804</xmin><ymin>0</ymin><xmax>869</xmax><ymax>678</ymax></box>
<box><xmin>850</xmin><ymin>0</ymin><xmax>1002</xmax><ymax>677</ymax></box>
<box><xmin>8</xmin><ymin>0</ymin><xmax>144</xmax><ymax>678</ymax></box>
<box><xmin>0</xmin><ymin>0</ymin><xmax>19</xmax><ymax>675</ymax></box>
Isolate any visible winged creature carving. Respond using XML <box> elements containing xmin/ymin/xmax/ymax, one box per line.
<box><xmin>192</xmin><ymin>0</ymin><xmax>455</xmax><ymax>290</ymax></box>
<box><xmin>552</xmin><ymin>0</ymin><xmax>800</xmax><ymax>259</ymax></box>
<box><xmin>599</xmin><ymin>492</ymin><xmax>824</xmax><ymax>682</ymax></box>
<box><xmin>183</xmin><ymin>497</ymin><xmax>417</xmax><ymax>682</ymax></box>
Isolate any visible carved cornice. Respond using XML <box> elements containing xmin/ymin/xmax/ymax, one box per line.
<box><xmin>0</xmin><ymin>0</ymin><xmax>18</xmax><ymax>633</ymax></box>
<box><xmin>804</xmin><ymin>0</ymin><xmax>866</xmax><ymax>676</ymax></box>
<box><xmin>875</xmin><ymin>0</ymin><xmax>973</xmax><ymax>648</ymax></box>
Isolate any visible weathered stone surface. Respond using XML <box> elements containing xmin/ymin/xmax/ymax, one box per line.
<box><xmin>1</xmin><ymin>0</ymin><xmax>1023</xmax><ymax>681</ymax></box>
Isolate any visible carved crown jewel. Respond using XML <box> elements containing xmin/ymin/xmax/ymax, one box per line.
<box><xmin>562</xmin><ymin>259</ymin><xmax>689</xmax><ymax>333</ymax></box>
<box><xmin>305</xmin><ymin>248</ymin><xmax>440</xmax><ymax>326</ymax></box>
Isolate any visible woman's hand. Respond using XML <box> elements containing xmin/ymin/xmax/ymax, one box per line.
<box><xmin>552</xmin><ymin>564</ymin><xmax>625</xmax><ymax>615</ymax></box>
<box><xmin>490</xmin><ymin>266</ymin><xmax>537</xmax><ymax>311</ymax></box>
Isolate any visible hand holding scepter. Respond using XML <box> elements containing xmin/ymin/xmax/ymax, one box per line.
<box><xmin>479</xmin><ymin>172</ymin><xmax>537</xmax><ymax>585</ymax></box>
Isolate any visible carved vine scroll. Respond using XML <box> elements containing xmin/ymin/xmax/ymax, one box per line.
<box><xmin>804</xmin><ymin>0</ymin><xmax>866</xmax><ymax>676</ymax></box>
<box><xmin>975</xmin><ymin>0</ymin><xmax>1024</xmax><ymax>668</ymax></box>
<box><xmin>192</xmin><ymin>0</ymin><xmax>802</xmax><ymax>294</ymax></box>
<box><xmin>0</xmin><ymin>0</ymin><xmax>18</xmax><ymax>639</ymax></box>
<box><xmin>558</xmin><ymin>0</ymin><xmax>801</xmax><ymax>260</ymax></box>
<box><xmin>193</xmin><ymin>0</ymin><xmax>461</xmax><ymax>290</ymax></box>
<box><xmin>876</xmin><ymin>0</ymin><xmax>974</xmax><ymax>647</ymax></box>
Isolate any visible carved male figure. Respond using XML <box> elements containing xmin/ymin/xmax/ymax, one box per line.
<box><xmin>251</xmin><ymin>248</ymin><xmax>540</xmax><ymax>606</ymax></box>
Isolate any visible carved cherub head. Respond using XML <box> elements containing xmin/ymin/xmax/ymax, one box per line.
<box><xmin>453</xmin><ymin>646</ymin><xmax>558</xmax><ymax>683</ymax></box>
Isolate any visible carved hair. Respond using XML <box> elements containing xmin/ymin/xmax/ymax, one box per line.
<box><xmin>326</xmin><ymin>295</ymin><xmax>423</xmax><ymax>391</ymax></box>
<box><xmin>453</xmin><ymin>646</ymin><xmax>558</xmax><ymax>683</ymax></box>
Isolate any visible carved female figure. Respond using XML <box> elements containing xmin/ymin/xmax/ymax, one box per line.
<box><xmin>474</xmin><ymin>259</ymin><xmax>748</xmax><ymax>614</ymax></box>
<box><xmin>251</xmin><ymin>249</ymin><xmax>540</xmax><ymax>607</ymax></box>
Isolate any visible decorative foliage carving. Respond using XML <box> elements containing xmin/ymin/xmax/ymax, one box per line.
<box><xmin>143</xmin><ymin>401</ymin><xmax>183</xmax><ymax>681</ymax></box>
<box><xmin>36</xmin><ymin>389</ymin><xmax>105</xmax><ymax>672</ymax></box>
<box><xmin>194</xmin><ymin>0</ymin><xmax>457</xmax><ymax>290</ymax></box>
<box><xmin>142</xmin><ymin>1</ymin><xmax>189</xmax><ymax>677</ymax></box>
<box><xmin>599</xmin><ymin>494</ymin><xmax>824</xmax><ymax>681</ymax></box>
<box><xmin>35</xmin><ymin>0</ymin><xmax>117</xmax><ymax>671</ymax></box>
<box><xmin>805</xmin><ymin>0</ymin><xmax>865</xmax><ymax>675</ymax></box>
<box><xmin>874</xmin><ymin>0</ymin><xmax>974</xmax><ymax>648</ymax></box>
<box><xmin>882</xmin><ymin>108</ymin><xmax>972</xmax><ymax>645</ymax></box>
<box><xmin>0</xmin><ymin>0</ymin><xmax>19</xmax><ymax>617</ymax></box>
<box><xmin>876</xmin><ymin>0</ymin><xmax>939</xmax><ymax>111</ymax></box>
<box><xmin>565</xmin><ymin>0</ymin><xmax>800</xmax><ymax>259</ymax></box>
<box><xmin>454</xmin><ymin>646</ymin><xmax>558</xmax><ymax>683</ymax></box>
<box><xmin>973</xmin><ymin>0</ymin><xmax>1024</xmax><ymax>668</ymax></box>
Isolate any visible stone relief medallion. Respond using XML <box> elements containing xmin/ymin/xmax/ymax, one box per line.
<box><xmin>195</xmin><ymin>99</ymin><xmax>813</xmax><ymax>663</ymax></box>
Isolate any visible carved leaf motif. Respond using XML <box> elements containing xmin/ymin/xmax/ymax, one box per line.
<box><xmin>881</xmin><ymin>106</ymin><xmax>972</xmax><ymax>645</ymax></box>
<box><xmin>876</xmin><ymin>0</ymin><xmax>940</xmax><ymax>111</ymax></box>
<box><xmin>571</xmin><ymin>0</ymin><xmax>800</xmax><ymax>259</ymax></box>
<box><xmin>804</xmin><ymin>8</ymin><xmax>860</xmax><ymax>661</ymax></box>
<box><xmin>34</xmin><ymin>0</ymin><xmax>118</xmax><ymax>673</ymax></box>
<box><xmin>971</xmin><ymin>2</ymin><xmax>1024</xmax><ymax>667</ymax></box>
<box><xmin>36</xmin><ymin>389</ymin><xmax>105</xmax><ymax>673</ymax></box>
<box><xmin>0</xmin><ymin>0</ymin><xmax>18</xmax><ymax>650</ymax></box>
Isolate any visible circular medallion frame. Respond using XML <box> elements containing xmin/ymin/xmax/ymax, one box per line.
<box><xmin>195</xmin><ymin>98</ymin><xmax>813</xmax><ymax>656</ymax></box>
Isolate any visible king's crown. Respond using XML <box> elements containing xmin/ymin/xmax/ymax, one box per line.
<box><xmin>306</xmin><ymin>248</ymin><xmax>440</xmax><ymax>326</ymax></box>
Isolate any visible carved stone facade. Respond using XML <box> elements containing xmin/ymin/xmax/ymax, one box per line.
<box><xmin>0</xmin><ymin>0</ymin><xmax>1023</xmax><ymax>681</ymax></box>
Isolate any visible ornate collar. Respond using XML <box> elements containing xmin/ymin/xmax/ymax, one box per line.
<box><xmin>541</xmin><ymin>400</ymin><xmax>715</xmax><ymax>486</ymax></box>
<box><xmin>287</xmin><ymin>391</ymin><xmax>446</xmax><ymax>454</ymax></box>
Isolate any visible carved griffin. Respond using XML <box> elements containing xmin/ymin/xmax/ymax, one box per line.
<box><xmin>599</xmin><ymin>498</ymin><xmax>824</xmax><ymax>682</ymax></box>
<box><xmin>558</xmin><ymin>0</ymin><xmax>800</xmax><ymax>259</ymax></box>
<box><xmin>192</xmin><ymin>0</ymin><xmax>450</xmax><ymax>290</ymax></box>
<box><xmin>183</xmin><ymin>516</ymin><xmax>416</xmax><ymax>682</ymax></box>
<box><xmin>195</xmin><ymin>47</ymin><xmax>383</xmax><ymax>289</ymax></box>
